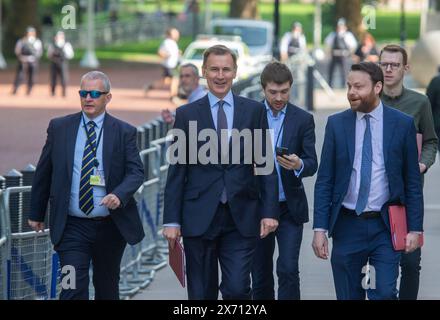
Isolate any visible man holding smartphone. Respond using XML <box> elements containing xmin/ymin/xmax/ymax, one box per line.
<box><xmin>251</xmin><ymin>61</ymin><xmax>318</xmax><ymax>300</ymax></box>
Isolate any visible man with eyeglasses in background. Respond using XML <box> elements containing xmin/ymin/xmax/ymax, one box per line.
<box><xmin>379</xmin><ymin>44</ymin><xmax>438</xmax><ymax>300</ymax></box>
<box><xmin>29</xmin><ymin>71</ymin><xmax>145</xmax><ymax>299</ymax></box>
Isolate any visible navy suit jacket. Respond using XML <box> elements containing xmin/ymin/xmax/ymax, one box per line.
<box><xmin>30</xmin><ymin>112</ymin><xmax>145</xmax><ymax>246</ymax></box>
<box><xmin>277</xmin><ymin>103</ymin><xmax>317</xmax><ymax>224</ymax></box>
<box><xmin>163</xmin><ymin>94</ymin><xmax>279</xmax><ymax>238</ymax></box>
<box><xmin>313</xmin><ymin>104</ymin><xmax>423</xmax><ymax>237</ymax></box>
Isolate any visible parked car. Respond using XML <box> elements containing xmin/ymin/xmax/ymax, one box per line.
<box><xmin>209</xmin><ymin>19</ymin><xmax>274</xmax><ymax>58</ymax></box>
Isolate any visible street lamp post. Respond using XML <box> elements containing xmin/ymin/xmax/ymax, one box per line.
<box><xmin>272</xmin><ymin>0</ymin><xmax>280</xmax><ymax>60</ymax></box>
<box><xmin>0</xmin><ymin>0</ymin><xmax>7</xmax><ymax>69</ymax></box>
<box><xmin>204</xmin><ymin>0</ymin><xmax>212</xmax><ymax>33</ymax></box>
<box><xmin>400</xmin><ymin>0</ymin><xmax>406</xmax><ymax>48</ymax></box>
<box><xmin>80</xmin><ymin>0</ymin><xmax>99</xmax><ymax>68</ymax></box>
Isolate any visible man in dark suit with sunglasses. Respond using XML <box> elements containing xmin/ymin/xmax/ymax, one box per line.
<box><xmin>29</xmin><ymin>71</ymin><xmax>145</xmax><ymax>300</ymax></box>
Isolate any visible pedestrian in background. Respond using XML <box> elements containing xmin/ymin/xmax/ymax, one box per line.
<box><xmin>47</xmin><ymin>31</ymin><xmax>74</xmax><ymax>97</ymax></box>
<box><xmin>379</xmin><ymin>44</ymin><xmax>438</xmax><ymax>300</ymax></box>
<box><xmin>12</xmin><ymin>26</ymin><xmax>43</xmax><ymax>95</ymax></box>
<box><xmin>279</xmin><ymin>22</ymin><xmax>307</xmax><ymax>63</ymax></box>
<box><xmin>426</xmin><ymin>66</ymin><xmax>440</xmax><ymax>153</ymax></box>
<box><xmin>324</xmin><ymin>18</ymin><xmax>357</xmax><ymax>88</ymax></box>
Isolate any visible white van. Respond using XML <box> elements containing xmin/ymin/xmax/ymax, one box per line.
<box><xmin>210</xmin><ymin>19</ymin><xmax>274</xmax><ymax>58</ymax></box>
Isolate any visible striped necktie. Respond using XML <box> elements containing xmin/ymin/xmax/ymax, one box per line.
<box><xmin>217</xmin><ymin>100</ymin><xmax>228</xmax><ymax>204</ymax></box>
<box><xmin>79</xmin><ymin>121</ymin><xmax>97</xmax><ymax>215</ymax></box>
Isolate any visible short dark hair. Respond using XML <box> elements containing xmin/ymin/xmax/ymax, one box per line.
<box><xmin>350</xmin><ymin>62</ymin><xmax>384</xmax><ymax>94</ymax></box>
<box><xmin>380</xmin><ymin>44</ymin><xmax>408</xmax><ymax>65</ymax></box>
<box><xmin>202</xmin><ymin>45</ymin><xmax>237</xmax><ymax>70</ymax></box>
<box><xmin>260</xmin><ymin>61</ymin><xmax>293</xmax><ymax>88</ymax></box>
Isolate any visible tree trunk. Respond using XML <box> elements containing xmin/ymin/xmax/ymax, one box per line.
<box><xmin>229</xmin><ymin>0</ymin><xmax>259</xmax><ymax>19</ymax></box>
<box><xmin>335</xmin><ymin>0</ymin><xmax>362</xmax><ymax>39</ymax></box>
<box><xmin>4</xmin><ymin>0</ymin><xmax>40</xmax><ymax>56</ymax></box>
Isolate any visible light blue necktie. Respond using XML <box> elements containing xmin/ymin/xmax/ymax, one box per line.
<box><xmin>355</xmin><ymin>114</ymin><xmax>372</xmax><ymax>215</ymax></box>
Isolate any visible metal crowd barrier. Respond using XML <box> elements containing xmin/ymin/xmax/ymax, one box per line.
<box><xmin>0</xmin><ymin>187</ymin><xmax>58</xmax><ymax>300</ymax></box>
<box><xmin>0</xmin><ymin>236</ymin><xmax>6</xmax><ymax>300</ymax></box>
<box><xmin>119</xmin><ymin>145</ymin><xmax>168</xmax><ymax>299</ymax></box>
<box><xmin>0</xmin><ymin>189</ymin><xmax>7</xmax><ymax>300</ymax></box>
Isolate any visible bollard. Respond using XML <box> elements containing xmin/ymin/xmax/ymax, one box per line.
<box><xmin>150</xmin><ymin>120</ymin><xmax>160</xmax><ymax>142</ymax></box>
<box><xmin>20</xmin><ymin>165</ymin><xmax>36</xmax><ymax>233</ymax></box>
<box><xmin>137</xmin><ymin>127</ymin><xmax>146</xmax><ymax>151</ymax></box>
<box><xmin>143</xmin><ymin>123</ymin><xmax>153</xmax><ymax>148</ymax></box>
<box><xmin>0</xmin><ymin>175</ymin><xmax>5</xmax><ymax>189</ymax></box>
<box><xmin>4</xmin><ymin>169</ymin><xmax>23</xmax><ymax>234</ymax></box>
<box><xmin>305</xmin><ymin>65</ymin><xmax>314</xmax><ymax>112</ymax></box>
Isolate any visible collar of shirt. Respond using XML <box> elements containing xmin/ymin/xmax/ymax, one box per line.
<box><xmin>208</xmin><ymin>90</ymin><xmax>234</xmax><ymax>109</ymax></box>
<box><xmin>356</xmin><ymin>100</ymin><xmax>383</xmax><ymax>122</ymax></box>
<box><xmin>81</xmin><ymin>111</ymin><xmax>105</xmax><ymax>130</ymax></box>
<box><xmin>264</xmin><ymin>100</ymin><xmax>287</xmax><ymax>119</ymax></box>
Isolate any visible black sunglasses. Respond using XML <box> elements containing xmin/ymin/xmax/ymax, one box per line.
<box><xmin>78</xmin><ymin>90</ymin><xmax>108</xmax><ymax>99</ymax></box>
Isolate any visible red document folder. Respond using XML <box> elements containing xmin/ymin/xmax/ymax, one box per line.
<box><xmin>389</xmin><ymin>205</ymin><xmax>424</xmax><ymax>251</ymax></box>
<box><xmin>168</xmin><ymin>240</ymin><xmax>186</xmax><ymax>287</ymax></box>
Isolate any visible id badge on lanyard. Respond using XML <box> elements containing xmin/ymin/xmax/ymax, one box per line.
<box><xmin>90</xmin><ymin>168</ymin><xmax>106</xmax><ymax>186</ymax></box>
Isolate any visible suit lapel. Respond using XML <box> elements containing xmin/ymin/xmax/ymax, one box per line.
<box><xmin>232</xmin><ymin>95</ymin><xmax>244</xmax><ymax>131</ymax></box>
<box><xmin>196</xmin><ymin>95</ymin><xmax>216</xmax><ymax>131</ymax></box>
<box><xmin>281</xmin><ymin>104</ymin><xmax>296</xmax><ymax>147</ymax></box>
<box><xmin>66</xmin><ymin>112</ymin><xmax>82</xmax><ymax>185</ymax></box>
<box><xmin>103</xmin><ymin>113</ymin><xmax>115</xmax><ymax>183</ymax></box>
<box><xmin>344</xmin><ymin>111</ymin><xmax>356</xmax><ymax>167</ymax></box>
<box><xmin>382</xmin><ymin>105</ymin><xmax>397</xmax><ymax>166</ymax></box>
<box><xmin>196</xmin><ymin>96</ymin><xmax>222</xmax><ymax>168</ymax></box>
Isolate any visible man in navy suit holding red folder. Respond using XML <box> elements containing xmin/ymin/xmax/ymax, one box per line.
<box><xmin>163</xmin><ymin>45</ymin><xmax>279</xmax><ymax>300</ymax></box>
<box><xmin>312</xmin><ymin>62</ymin><xmax>423</xmax><ymax>300</ymax></box>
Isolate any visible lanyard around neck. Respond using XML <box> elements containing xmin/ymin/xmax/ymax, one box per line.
<box><xmin>274</xmin><ymin>113</ymin><xmax>286</xmax><ymax>148</ymax></box>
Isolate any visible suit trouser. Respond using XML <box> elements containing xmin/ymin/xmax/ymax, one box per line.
<box><xmin>55</xmin><ymin>215</ymin><xmax>126</xmax><ymax>300</ymax></box>
<box><xmin>331</xmin><ymin>210</ymin><xmax>401</xmax><ymax>300</ymax></box>
<box><xmin>183</xmin><ymin>202</ymin><xmax>257</xmax><ymax>300</ymax></box>
<box><xmin>13</xmin><ymin>62</ymin><xmax>36</xmax><ymax>94</ymax></box>
<box><xmin>399</xmin><ymin>248</ymin><xmax>422</xmax><ymax>300</ymax></box>
<box><xmin>328</xmin><ymin>56</ymin><xmax>347</xmax><ymax>88</ymax></box>
<box><xmin>50</xmin><ymin>62</ymin><xmax>68</xmax><ymax>96</ymax></box>
<box><xmin>252</xmin><ymin>202</ymin><xmax>303</xmax><ymax>300</ymax></box>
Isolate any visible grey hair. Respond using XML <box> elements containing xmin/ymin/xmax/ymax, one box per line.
<box><xmin>80</xmin><ymin>71</ymin><xmax>111</xmax><ymax>92</ymax></box>
<box><xmin>180</xmin><ymin>63</ymin><xmax>199</xmax><ymax>77</ymax></box>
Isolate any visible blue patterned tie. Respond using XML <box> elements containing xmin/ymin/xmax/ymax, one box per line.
<box><xmin>355</xmin><ymin>115</ymin><xmax>372</xmax><ymax>215</ymax></box>
<box><xmin>217</xmin><ymin>100</ymin><xmax>228</xmax><ymax>204</ymax></box>
<box><xmin>79</xmin><ymin>121</ymin><xmax>97</xmax><ymax>215</ymax></box>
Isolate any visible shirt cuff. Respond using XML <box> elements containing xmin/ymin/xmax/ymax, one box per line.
<box><xmin>409</xmin><ymin>231</ymin><xmax>423</xmax><ymax>234</ymax></box>
<box><xmin>314</xmin><ymin>228</ymin><xmax>327</xmax><ymax>233</ymax></box>
<box><xmin>163</xmin><ymin>223</ymin><xmax>181</xmax><ymax>228</ymax></box>
<box><xmin>293</xmin><ymin>159</ymin><xmax>304</xmax><ymax>177</ymax></box>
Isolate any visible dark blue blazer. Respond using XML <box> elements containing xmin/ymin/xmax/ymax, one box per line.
<box><xmin>163</xmin><ymin>94</ymin><xmax>279</xmax><ymax>238</ymax></box>
<box><xmin>30</xmin><ymin>112</ymin><xmax>145</xmax><ymax>246</ymax></box>
<box><xmin>277</xmin><ymin>103</ymin><xmax>317</xmax><ymax>224</ymax></box>
<box><xmin>313</xmin><ymin>104</ymin><xmax>423</xmax><ymax>236</ymax></box>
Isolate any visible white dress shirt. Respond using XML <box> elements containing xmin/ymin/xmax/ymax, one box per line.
<box><xmin>342</xmin><ymin>101</ymin><xmax>390</xmax><ymax>211</ymax></box>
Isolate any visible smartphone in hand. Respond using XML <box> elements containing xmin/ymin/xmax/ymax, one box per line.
<box><xmin>276</xmin><ymin>147</ymin><xmax>289</xmax><ymax>157</ymax></box>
